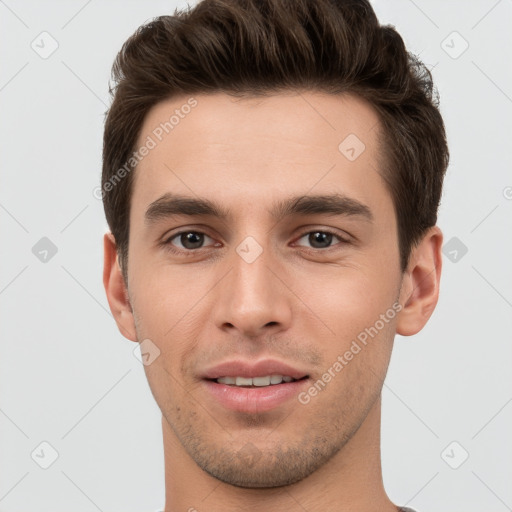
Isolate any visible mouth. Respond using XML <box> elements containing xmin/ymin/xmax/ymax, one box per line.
<box><xmin>200</xmin><ymin>360</ymin><xmax>311</xmax><ymax>413</ymax></box>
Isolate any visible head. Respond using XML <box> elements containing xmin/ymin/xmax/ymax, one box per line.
<box><xmin>102</xmin><ymin>0</ymin><xmax>448</xmax><ymax>489</ymax></box>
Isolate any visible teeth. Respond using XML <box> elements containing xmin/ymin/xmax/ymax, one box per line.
<box><xmin>216</xmin><ymin>374</ymin><xmax>297</xmax><ymax>387</ymax></box>
<box><xmin>235</xmin><ymin>376</ymin><xmax>252</xmax><ymax>386</ymax></box>
<box><xmin>217</xmin><ymin>376</ymin><xmax>236</xmax><ymax>385</ymax></box>
<box><xmin>252</xmin><ymin>376</ymin><xmax>271</xmax><ymax>386</ymax></box>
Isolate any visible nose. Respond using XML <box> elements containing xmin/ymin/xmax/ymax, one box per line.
<box><xmin>212</xmin><ymin>242</ymin><xmax>293</xmax><ymax>338</ymax></box>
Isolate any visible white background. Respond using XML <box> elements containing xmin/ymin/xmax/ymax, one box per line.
<box><xmin>0</xmin><ymin>1</ymin><xmax>511</xmax><ymax>511</ymax></box>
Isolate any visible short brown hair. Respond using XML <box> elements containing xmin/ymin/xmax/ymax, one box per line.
<box><xmin>102</xmin><ymin>0</ymin><xmax>449</xmax><ymax>277</ymax></box>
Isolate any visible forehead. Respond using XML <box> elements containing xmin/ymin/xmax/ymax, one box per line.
<box><xmin>131</xmin><ymin>91</ymin><xmax>389</xmax><ymax>218</ymax></box>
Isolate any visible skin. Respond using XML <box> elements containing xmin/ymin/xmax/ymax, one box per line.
<box><xmin>103</xmin><ymin>91</ymin><xmax>443</xmax><ymax>512</ymax></box>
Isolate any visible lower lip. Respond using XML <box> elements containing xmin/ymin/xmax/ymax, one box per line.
<box><xmin>202</xmin><ymin>379</ymin><xmax>309</xmax><ymax>413</ymax></box>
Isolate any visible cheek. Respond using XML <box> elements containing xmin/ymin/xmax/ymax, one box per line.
<box><xmin>294</xmin><ymin>264</ymin><xmax>400</xmax><ymax>392</ymax></box>
<box><xmin>299</xmin><ymin>264</ymin><xmax>398</xmax><ymax>333</ymax></box>
<box><xmin>129</xmin><ymin>265</ymin><xmax>215</xmax><ymax>383</ymax></box>
<box><xmin>130</xmin><ymin>260</ymin><xmax>200</xmax><ymax>336</ymax></box>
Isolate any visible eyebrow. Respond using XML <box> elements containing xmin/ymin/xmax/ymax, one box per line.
<box><xmin>144</xmin><ymin>192</ymin><xmax>374</xmax><ymax>225</ymax></box>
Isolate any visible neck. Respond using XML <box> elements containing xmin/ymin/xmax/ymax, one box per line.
<box><xmin>162</xmin><ymin>395</ymin><xmax>397</xmax><ymax>512</ymax></box>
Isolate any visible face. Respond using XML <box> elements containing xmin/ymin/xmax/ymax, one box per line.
<box><xmin>122</xmin><ymin>91</ymin><xmax>404</xmax><ymax>487</ymax></box>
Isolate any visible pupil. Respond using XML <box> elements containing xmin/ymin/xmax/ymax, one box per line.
<box><xmin>309</xmin><ymin>232</ymin><xmax>332</xmax><ymax>248</ymax></box>
<box><xmin>181</xmin><ymin>232</ymin><xmax>203</xmax><ymax>249</ymax></box>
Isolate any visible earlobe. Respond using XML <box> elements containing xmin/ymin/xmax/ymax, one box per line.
<box><xmin>396</xmin><ymin>226</ymin><xmax>443</xmax><ymax>336</ymax></box>
<box><xmin>103</xmin><ymin>232</ymin><xmax>138</xmax><ymax>341</ymax></box>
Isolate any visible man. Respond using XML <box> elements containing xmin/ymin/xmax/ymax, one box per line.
<box><xmin>101</xmin><ymin>0</ymin><xmax>448</xmax><ymax>510</ymax></box>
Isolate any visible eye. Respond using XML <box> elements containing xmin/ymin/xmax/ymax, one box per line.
<box><xmin>294</xmin><ymin>230</ymin><xmax>347</xmax><ymax>249</ymax></box>
<box><xmin>166</xmin><ymin>231</ymin><xmax>216</xmax><ymax>250</ymax></box>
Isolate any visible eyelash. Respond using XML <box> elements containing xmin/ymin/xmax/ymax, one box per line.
<box><xmin>161</xmin><ymin>229</ymin><xmax>350</xmax><ymax>256</ymax></box>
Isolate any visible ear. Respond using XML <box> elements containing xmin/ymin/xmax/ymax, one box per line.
<box><xmin>396</xmin><ymin>226</ymin><xmax>443</xmax><ymax>336</ymax></box>
<box><xmin>103</xmin><ymin>232</ymin><xmax>137</xmax><ymax>341</ymax></box>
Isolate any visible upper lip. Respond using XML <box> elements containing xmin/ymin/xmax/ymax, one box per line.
<box><xmin>201</xmin><ymin>359</ymin><xmax>309</xmax><ymax>380</ymax></box>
